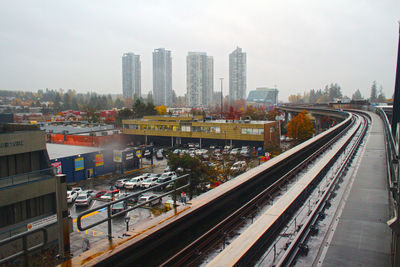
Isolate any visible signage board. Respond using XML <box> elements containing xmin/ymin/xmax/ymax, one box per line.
<box><xmin>114</xmin><ymin>150</ymin><xmax>122</xmax><ymax>162</ymax></box>
<box><xmin>96</xmin><ymin>153</ymin><xmax>104</xmax><ymax>167</ymax></box>
<box><xmin>51</xmin><ymin>162</ymin><xmax>62</xmax><ymax>174</ymax></box>
<box><xmin>75</xmin><ymin>157</ymin><xmax>84</xmax><ymax>171</ymax></box>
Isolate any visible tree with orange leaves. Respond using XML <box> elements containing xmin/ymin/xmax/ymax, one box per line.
<box><xmin>287</xmin><ymin>110</ymin><xmax>314</xmax><ymax>143</ymax></box>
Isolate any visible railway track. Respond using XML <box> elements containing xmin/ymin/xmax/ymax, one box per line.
<box><xmin>160</xmin><ymin>112</ymin><xmax>369</xmax><ymax>266</ymax></box>
<box><xmin>275</xmin><ymin>112</ymin><xmax>370</xmax><ymax>266</ymax></box>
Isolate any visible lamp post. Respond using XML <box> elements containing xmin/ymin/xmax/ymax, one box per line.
<box><xmin>220</xmin><ymin>78</ymin><xmax>224</xmax><ymax>117</ymax></box>
<box><xmin>124</xmin><ymin>216</ymin><xmax>130</xmax><ymax>232</ymax></box>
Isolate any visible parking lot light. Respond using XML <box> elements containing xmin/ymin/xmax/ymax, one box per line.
<box><xmin>124</xmin><ymin>216</ymin><xmax>130</xmax><ymax>231</ymax></box>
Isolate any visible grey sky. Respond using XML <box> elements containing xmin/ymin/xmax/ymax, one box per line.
<box><xmin>0</xmin><ymin>0</ymin><xmax>399</xmax><ymax>102</ymax></box>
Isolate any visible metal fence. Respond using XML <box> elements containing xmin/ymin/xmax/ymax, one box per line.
<box><xmin>0</xmin><ymin>227</ymin><xmax>48</xmax><ymax>264</ymax></box>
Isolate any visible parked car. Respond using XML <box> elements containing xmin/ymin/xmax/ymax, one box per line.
<box><xmin>141</xmin><ymin>175</ymin><xmax>161</xmax><ymax>188</ymax></box>
<box><xmin>115</xmin><ymin>178</ymin><xmax>130</xmax><ymax>188</ymax></box>
<box><xmin>155</xmin><ymin>172</ymin><xmax>177</xmax><ymax>190</ymax></box>
<box><xmin>67</xmin><ymin>191</ymin><xmax>78</xmax><ymax>204</ymax></box>
<box><xmin>94</xmin><ymin>190</ymin><xmax>107</xmax><ymax>198</ymax></box>
<box><xmin>100</xmin><ymin>189</ymin><xmax>120</xmax><ymax>201</ymax></box>
<box><xmin>144</xmin><ymin>149</ymin><xmax>152</xmax><ymax>159</ymax></box>
<box><xmin>173</xmin><ymin>149</ymin><xmax>181</xmax><ymax>155</ymax></box>
<box><xmin>230</xmin><ymin>148</ymin><xmax>240</xmax><ymax>155</ymax></box>
<box><xmin>156</xmin><ymin>150</ymin><xmax>164</xmax><ymax>160</ymax></box>
<box><xmin>82</xmin><ymin>190</ymin><xmax>96</xmax><ymax>197</ymax></box>
<box><xmin>111</xmin><ymin>200</ymin><xmax>128</xmax><ymax>215</ymax></box>
<box><xmin>230</xmin><ymin>161</ymin><xmax>247</xmax><ymax>172</ymax></box>
<box><xmin>75</xmin><ymin>193</ymin><xmax>92</xmax><ymax>207</ymax></box>
<box><xmin>138</xmin><ymin>194</ymin><xmax>162</xmax><ymax>206</ymax></box>
<box><xmin>240</xmin><ymin>148</ymin><xmax>251</xmax><ymax>158</ymax></box>
<box><xmin>71</xmin><ymin>187</ymin><xmax>82</xmax><ymax>194</ymax></box>
<box><xmin>124</xmin><ymin>176</ymin><xmax>145</xmax><ymax>189</ymax></box>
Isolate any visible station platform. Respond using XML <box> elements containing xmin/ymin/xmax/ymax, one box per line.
<box><xmin>317</xmin><ymin>111</ymin><xmax>391</xmax><ymax>266</ymax></box>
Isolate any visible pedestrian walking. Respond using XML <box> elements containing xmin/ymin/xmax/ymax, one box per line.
<box><xmin>181</xmin><ymin>191</ymin><xmax>187</xmax><ymax>206</ymax></box>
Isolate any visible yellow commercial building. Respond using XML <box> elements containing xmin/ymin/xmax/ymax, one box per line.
<box><xmin>122</xmin><ymin>116</ymin><xmax>279</xmax><ymax>148</ymax></box>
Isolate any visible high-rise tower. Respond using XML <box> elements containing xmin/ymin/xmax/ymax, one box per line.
<box><xmin>186</xmin><ymin>52</ymin><xmax>214</xmax><ymax>107</ymax></box>
<box><xmin>229</xmin><ymin>47</ymin><xmax>246</xmax><ymax>102</ymax></box>
<box><xmin>153</xmin><ymin>48</ymin><xmax>172</xmax><ymax>106</ymax></box>
<box><xmin>122</xmin><ymin>53</ymin><xmax>141</xmax><ymax>99</ymax></box>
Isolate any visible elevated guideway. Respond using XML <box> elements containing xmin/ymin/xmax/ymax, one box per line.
<box><xmin>314</xmin><ymin>111</ymin><xmax>391</xmax><ymax>266</ymax></box>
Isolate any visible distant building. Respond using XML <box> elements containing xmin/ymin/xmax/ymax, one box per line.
<box><xmin>229</xmin><ymin>47</ymin><xmax>247</xmax><ymax>103</ymax></box>
<box><xmin>247</xmin><ymin>87</ymin><xmax>279</xmax><ymax>106</ymax></box>
<box><xmin>122</xmin><ymin>53</ymin><xmax>141</xmax><ymax>99</ymax></box>
<box><xmin>123</xmin><ymin>115</ymin><xmax>279</xmax><ymax>149</ymax></box>
<box><xmin>187</xmin><ymin>52</ymin><xmax>214</xmax><ymax>107</ymax></box>
<box><xmin>153</xmin><ymin>48</ymin><xmax>172</xmax><ymax>106</ymax></box>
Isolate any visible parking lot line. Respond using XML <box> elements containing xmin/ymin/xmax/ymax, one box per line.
<box><xmin>72</xmin><ymin>210</ymin><xmax>99</xmax><ymax>223</ymax></box>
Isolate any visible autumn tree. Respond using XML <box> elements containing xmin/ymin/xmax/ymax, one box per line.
<box><xmin>154</xmin><ymin>105</ymin><xmax>167</xmax><ymax>115</ymax></box>
<box><xmin>287</xmin><ymin>110</ymin><xmax>314</xmax><ymax>143</ymax></box>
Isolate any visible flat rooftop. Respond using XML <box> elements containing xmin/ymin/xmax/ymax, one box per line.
<box><xmin>46</xmin><ymin>143</ymin><xmax>103</xmax><ymax>160</ymax></box>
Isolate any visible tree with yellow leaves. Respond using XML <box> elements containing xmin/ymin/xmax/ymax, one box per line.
<box><xmin>287</xmin><ymin>110</ymin><xmax>314</xmax><ymax>143</ymax></box>
<box><xmin>154</xmin><ymin>105</ymin><xmax>167</xmax><ymax>115</ymax></box>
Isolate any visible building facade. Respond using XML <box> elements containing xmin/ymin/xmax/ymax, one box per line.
<box><xmin>122</xmin><ymin>52</ymin><xmax>141</xmax><ymax>99</ymax></box>
<box><xmin>0</xmin><ymin>124</ymin><xmax>71</xmax><ymax>263</ymax></box>
<box><xmin>247</xmin><ymin>87</ymin><xmax>279</xmax><ymax>106</ymax></box>
<box><xmin>186</xmin><ymin>52</ymin><xmax>214</xmax><ymax>107</ymax></box>
<box><xmin>153</xmin><ymin>48</ymin><xmax>172</xmax><ymax>106</ymax></box>
<box><xmin>122</xmin><ymin>115</ymin><xmax>279</xmax><ymax>148</ymax></box>
<box><xmin>229</xmin><ymin>47</ymin><xmax>247</xmax><ymax>103</ymax></box>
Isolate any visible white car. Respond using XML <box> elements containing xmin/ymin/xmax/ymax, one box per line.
<box><xmin>141</xmin><ymin>177</ymin><xmax>159</xmax><ymax>188</ymax></box>
<box><xmin>138</xmin><ymin>194</ymin><xmax>162</xmax><ymax>206</ymax></box>
<box><xmin>124</xmin><ymin>176</ymin><xmax>145</xmax><ymax>189</ymax></box>
<box><xmin>75</xmin><ymin>193</ymin><xmax>92</xmax><ymax>207</ymax></box>
<box><xmin>71</xmin><ymin>187</ymin><xmax>82</xmax><ymax>194</ymax></box>
<box><xmin>115</xmin><ymin>178</ymin><xmax>130</xmax><ymax>188</ymax></box>
<box><xmin>230</xmin><ymin>161</ymin><xmax>246</xmax><ymax>172</ymax></box>
<box><xmin>67</xmin><ymin>191</ymin><xmax>78</xmax><ymax>204</ymax></box>
<box><xmin>230</xmin><ymin>148</ymin><xmax>240</xmax><ymax>155</ymax></box>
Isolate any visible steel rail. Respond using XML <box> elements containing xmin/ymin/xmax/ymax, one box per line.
<box><xmin>0</xmin><ymin>227</ymin><xmax>48</xmax><ymax>264</ymax></box>
<box><xmin>160</xmin><ymin>114</ymin><xmax>357</xmax><ymax>266</ymax></box>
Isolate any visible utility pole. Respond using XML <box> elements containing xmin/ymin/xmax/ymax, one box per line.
<box><xmin>220</xmin><ymin>78</ymin><xmax>224</xmax><ymax>117</ymax></box>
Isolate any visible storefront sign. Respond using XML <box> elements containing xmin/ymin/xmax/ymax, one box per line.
<box><xmin>114</xmin><ymin>150</ymin><xmax>122</xmax><ymax>162</ymax></box>
<box><xmin>96</xmin><ymin>153</ymin><xmax>104</xmax><ymax>166</ymax></box>
<box><xmin>126</xmin><ymin>152</ymin><xmax>134</xmax><ymax>160</ymax></box>
<box><xmin>51</xmin><ymin>162</ymin><xmax>62</xmax><ymax>174</ymax></box>
<box><xmin>75</xmin><ymin>157</ymin><xmax>84</xmax><ymax>171</ymax></box>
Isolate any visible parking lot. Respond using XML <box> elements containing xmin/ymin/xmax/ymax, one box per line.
<box><xmin>68</xmin><ymin>145</ymin><xmax>263</xmax><ymax>256</ymax></box>
<box><xmin>68</xmin><ymin>157</ymin><xmax>173</xmax><ymax>256</ymax></box>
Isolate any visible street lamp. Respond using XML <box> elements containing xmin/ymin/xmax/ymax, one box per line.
<box><xmin>124</xmin><ymin>216</ymin><xmax>130</xmax><ymax>232</ymax></box>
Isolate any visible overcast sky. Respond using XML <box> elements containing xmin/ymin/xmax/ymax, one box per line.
<box><xmin>0</xmin><ymin>0</ymin><xmax>399</xmax><ymax>101</ymax></box>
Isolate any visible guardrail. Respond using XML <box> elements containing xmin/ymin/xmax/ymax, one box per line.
<box><xmin>0</xmin><ymin>227</ymin><xmax>48</xmax><ymax>264</ymax></box>
<box><xmin>0</xmin><ymin>168</ymin><xmax>54</xmax><ymax>190</ymax></box>
<box><xmin>375</xmin><ymin>107</ymin><xmax>399</xmax><ymax>202</ymax></box>
<box><xmin>77</xmin><ymin>174</ymin><xmax>190</xmax><ymax>240</ymax></box>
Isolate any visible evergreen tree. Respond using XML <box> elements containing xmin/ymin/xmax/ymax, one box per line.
<box><xmin>370</xmin><ymin>81</ymin><xmax>378</xmax><ymax>103</ymax></box>
<box><xmin>352</xmin><ymin>89</ymin><xmax>363</xmax><ymax>100</ymax></box>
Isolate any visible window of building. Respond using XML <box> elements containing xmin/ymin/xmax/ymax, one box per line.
<box><xmin>0</xmin><ymin>193</ymin><xmax>56</xmax><ymax>228</ymax></box>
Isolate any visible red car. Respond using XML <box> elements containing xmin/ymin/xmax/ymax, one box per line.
<box><xmin>94</xmin><ymin>190</ymin><xmax>107</xmax><ymax>198</ymax></box>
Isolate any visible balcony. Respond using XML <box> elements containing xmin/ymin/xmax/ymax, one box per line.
<box><xmin>0</xmin><ymin>168</ymin><xmax>54</xmax><ymax>190</ymax></box>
